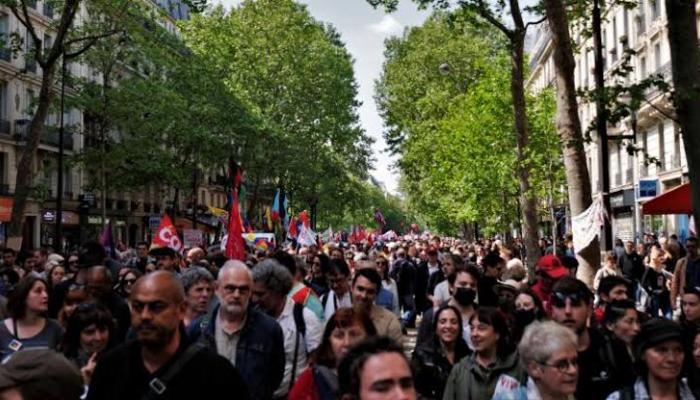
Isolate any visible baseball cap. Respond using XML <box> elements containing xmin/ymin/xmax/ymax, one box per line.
<box><xmin>0</xmin><ymin>349</ymin><xmax>82</xmax><ymax>398</ymax></box>
<box><xmin>634</xmin><ymin>318</ymin><xmax>683</xmax><ymax>358</ymax></box>
<box><xmin>536</xmin><ymin>254</ymin><xmax>568</xmax><ymax>279</ymax></box>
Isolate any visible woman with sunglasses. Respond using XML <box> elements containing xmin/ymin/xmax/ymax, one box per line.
<box><xmin>308</xmin><ymin>254</ymin><xmax>330</xmax><ymax>298</ymax></box>
<box><xmin>0</xmin><ymin>275</ymin><xmax>63</xmax><ymax>361</ymax></box>
<box><xmin>115</xmin><ymin>268</ymin><xmax>142</xmax><ymax>299</ymax></box>
<box><xmin>412</xmin><ymin>305</ymin><xmax>469</xmax><ymax>399</ymax></box>
<box><xmin>61</xmin><ymin>303</ymin><xmax>115</xmax><ymax>388</ymax></box>
<box><xmin>606</xmin><ymin>318</ymin><xmax>694</xmax><ymax>400</ymax></box>
<box><xmin>288</xmin><ymin>307</ymin><xmax>376</xmax><ymax>400</ymax></box>
<box><xmin>375</xmin><ymin>255</ymin><xmax>400</xmax><ymax>317</ymax></box>
<box><xmin>443</xmin><ymin>307</ymin><xmax>524</xmax><ymax>400</ymax></box>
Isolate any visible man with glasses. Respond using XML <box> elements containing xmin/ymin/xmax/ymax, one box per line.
<box><xmin>187</xmin><ymin>260</ymin><xmax>285</xmax><ymax>400</ymax></box>
<box><xmin>88</xmin><ymin>271</ymin><xmax>248</xmax><ymax>400</ymax></box>
<box><xmin>320</xmin><ymin>259</ymin><xmax>353</xmax><ymax>320</ymax></box>
<box><xmin>550</xmin><ymin>277</ymin><xmax>633</xmax><ymax>400</ymax></box>
<box><xmin>672</xmin><ymin>236</ymin><xmax>700</xmax><ymax>309</ymax></box>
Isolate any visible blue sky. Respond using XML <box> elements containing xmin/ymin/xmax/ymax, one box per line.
<box><xmin>214</xmin><ymin>0</ymin><xmax>431</xmax><ymax>194</ymax></box>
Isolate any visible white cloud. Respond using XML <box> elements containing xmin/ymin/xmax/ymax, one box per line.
<box><xmin>368</xmin><ymin>15</ymin><xmax>403</xmax><ymax>36</ymax></box>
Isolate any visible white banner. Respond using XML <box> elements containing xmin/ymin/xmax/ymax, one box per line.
<box><xmin>572</xmin><ymin>194</ymin><xmax>608</xmax><ymax>254</ymax></box>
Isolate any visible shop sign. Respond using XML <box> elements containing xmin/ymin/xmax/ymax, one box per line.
<box><xmin>639</xmin><ymin>179</ymin><xmax>658</xmax><ymax>198</ymax></box>
<box><xmin>149</xmin><ymin>215</ymin><xmax>161</xmax><ymax>231</ymax></box>
<box><xmin>0</xmin><ymin>198</ymin><xmax>12</xmax><ymax>222</ymax></box>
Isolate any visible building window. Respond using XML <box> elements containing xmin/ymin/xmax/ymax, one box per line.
<box><xmin>650</xmin><ymin>0</ymin><xmax>660</xmax><ymax>20</ymax></box>
<box><xmin>640</xmin><ymin>56</ymin><xmax>646</xmax><ymax>79</ymax></box>
<box><xmin>654</xmin><ymin>42</ymin><xmax>661</xmax><ymax>71</ymax></box>
<box><xmin>657</xmin><ymin>122</ymin><xmax>665</xmax><ymax>170</ymax></box>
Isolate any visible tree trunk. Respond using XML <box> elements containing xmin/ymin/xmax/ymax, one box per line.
<box><xmin>543</xmin><ymin>0</ymin><xmax>600</xmax><ymax>286</ymax></box>
<box><xmin>511</xmin><ymin>30</ymin><xmax>541</xmax><ymax>277</ymax></box>
<box><xmin>8</xmin><ymin>65</ymin><xmax>57</xmax><ymax>238</ymax></box>
<box><xmin>665</xmin><ymin>0</ymin><xmax>700</xmax><ymax>231</ymax></box>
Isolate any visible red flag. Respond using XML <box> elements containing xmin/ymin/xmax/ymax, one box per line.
<box><xmin>225</xmin><ymin>169</ymin><xmax>246</xmax><ymax>260</ymax></box>
<box><xmin>288</xmin><ymin>216</ymin><xmax>298</xmax><ymax>239</ymax></box>
<box><xmin>152</xmin><ymin>214</ymin><xmax>183</xmax><ymax>253</ymax></box>
<box><xmin>298</xmin><ymin>210</ymin><xmax>309</xmax><ymax>228</ymax></box>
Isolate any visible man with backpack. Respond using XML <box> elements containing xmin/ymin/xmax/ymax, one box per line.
<box><xmin>251</xmin><ymin>259</ymin><xmax>322</xmax><ymax>399</ymax></box>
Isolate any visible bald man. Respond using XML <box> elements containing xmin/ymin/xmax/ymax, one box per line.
<box><xmin>87</xmin><ymin>271</ymin><xmax>249</xmax><ymax>400</ymax></box>
<box><xmin>86</xmin><ymin>265</ymin><xmax>131</xmax><ymax>341</ymax></box>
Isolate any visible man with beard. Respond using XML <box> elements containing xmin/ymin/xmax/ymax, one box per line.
<box><xmin>87</xmin><ymin>271</ymin><xmax>247</xmax><ymax>400</ymax></box>
<box><xmin>188</xmin><ymin>260</ymin><xmax>285</xmax><ymax>400</ymax></box>
<box><xmin>550</xmin><ymin>277</ymin><xmax>634</xmax><ymax>400</ymax></box>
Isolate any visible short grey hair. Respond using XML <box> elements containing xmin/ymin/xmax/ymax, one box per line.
<box><xmin>218</xmin><ymin>260</ymin><xmax>252</xmax><ymax>282</ymax></box>
<box><xmin>251</xmin><ymin>259</ymin><xmax>293</xmax><ymax>296</ymax></box>
<box><xmin>518</xmin><ymin>321</ymin><xmax>577</xmax><ymax>366</ymax></box>
<box><xmin>179</xmin><ymin>267</ymin><xmax>214</xmax><ymax>293</ymax></box>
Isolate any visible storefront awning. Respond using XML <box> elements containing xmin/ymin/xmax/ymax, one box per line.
<box><xmin>642</xmin><ymin>182</ymin><xmax>691</xmax><ymax>215</ymax></box>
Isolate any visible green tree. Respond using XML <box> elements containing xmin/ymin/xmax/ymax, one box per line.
<box><xmin>181</xmin><ymin>1</ymin><xmax>372</xmax><ymax>227</ymax></box>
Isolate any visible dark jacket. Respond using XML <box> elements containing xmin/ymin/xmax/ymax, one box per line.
<box><xmin>618</xmin><ymin>251</ymin><xmax>645</xmax><ymax>282</ymax></box>
<box><xmin>577</xmin><ymin>327</ymin><xmax>636</xmax><ymax>400</ymax></box>
<box><xmin>391</xmin><ymin>258</ymin><xmax>416</xmax><ymax>309</ymax></box>
<box><xmin>442</xmin><ymin>350</ymin><xmax>524</xmax><ymax>400</ymax></box>
<box><xmin>87</xmin><ymin>328</ymin><xmax>249</xmax><ymax>400</ymax></box>
<box><xmin>187</xmin><ymin>304</ymin><xmax>285</xmax><ymax>400</ymax></box>
<box><xmin>411</xmin><ymin>340</ymin><xmax>470</xmax><ymax>400</ymax></box>
<box><xmin>416</xmin><ymin>261</ymin><xmax>440</xmax><ymax>312</ymax></box>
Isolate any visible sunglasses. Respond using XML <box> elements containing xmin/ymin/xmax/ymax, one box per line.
<box><xmin>551</xmin><ymin>291</ymin><xmax>585</xmax><ymax>308</ymax></box>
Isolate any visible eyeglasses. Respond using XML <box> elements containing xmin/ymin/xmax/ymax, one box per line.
<box><xmin>539</xmin><ymin>356</ymin><xmax>578</xmax><ymax>373</ymax></box>
<box><xmin>124</xmin><ymin>278</ymin><xmax>137</xmax><ymax>285</ymax></box>
<box><xmin>551</xmin><ymin>291</ymin><xmax>585</xmax><ymax>308</ymax></box>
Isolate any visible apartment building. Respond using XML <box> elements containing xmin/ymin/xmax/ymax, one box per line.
<box><xmin>0</xmin><ymin>0</ymin><xmax>226</xmax><ymax>250</ymax></box>
<box><xmin>527</xmin><ymin>2</ymin><xmax>693</xmax><ymax>242</ymax></box>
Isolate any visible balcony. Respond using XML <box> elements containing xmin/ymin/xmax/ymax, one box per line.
<box><xmin>43</xmin><ymin>3</ymin><xmax>53</xmax><ymax>18</ymax></box>
<box><xmin>14</xmin><ymin>120</ymin><xmax>74</xmax><ymax>150</ymax></box>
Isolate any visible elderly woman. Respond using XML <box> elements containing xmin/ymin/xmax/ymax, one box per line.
<box><xmin>606</xmin><ymin>318</ymin><xmax>694</xmax><ymax>399</ymax></box>
<box><xmin>493</xmin><ymin>320</ymin><xmax>578</xmax><ymax>400</ymax></box>
<box><xmin>179</xmin><ymin>267</ymin><xmax>214</xmax><ymax>328</ymax></box>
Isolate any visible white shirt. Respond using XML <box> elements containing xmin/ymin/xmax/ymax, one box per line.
<box><xmin>433</xmin><ymin>280</ymin><xmax>451</xmax><ymax>305</ymax></box>
<box><xmin>274</xmin><ymin>297</ymin><xmax>322</xmax><ymax>397</ymax></box>
<box><xmin>322</xmin><ymin>290</ymin><xmax>352</xmax><ymax>321</ymax></box>
<box><xmin>428</xmin><ymin>262</ymin><xmax>440</xmax><ymax>276</ymax></box>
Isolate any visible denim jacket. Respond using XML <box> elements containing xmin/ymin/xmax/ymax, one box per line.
<box><xmin>187</xmin><ymin>305</ymin><xmax>286</xmax><ymax>400</ymax></box>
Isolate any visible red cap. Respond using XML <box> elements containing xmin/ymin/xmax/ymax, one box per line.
<box><xmin>537</xmin><ymin>254</ymin><xmax>568</xmax><ymax>279</ymax></box>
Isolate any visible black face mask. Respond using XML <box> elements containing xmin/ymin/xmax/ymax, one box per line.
<box><xmin>514</xmin><ymin>309</ymin><xmax>536</xmax><ymax>327</ymax></box>
<box><xmin>454</xmin><ymin>287</ymin><xmax>476</xmax><ymax>306</ymax></box>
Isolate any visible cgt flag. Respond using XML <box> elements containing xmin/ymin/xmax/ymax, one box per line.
<box><xmin>152</xmin><ymin>214</ymin><xmax>183</xmax><ymax>253</ymax></box>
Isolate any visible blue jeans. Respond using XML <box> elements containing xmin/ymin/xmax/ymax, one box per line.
<box><xmin>649</xmin><ymin>292</ymin><xmax>672</xmax><ymax>319</ymax></box>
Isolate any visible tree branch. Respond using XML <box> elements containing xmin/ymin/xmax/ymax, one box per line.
<box><xmin>475</xmin><ymin>0</ymin><xmax>513</xmax><ymax>38</ymax></box>
<box><xmin>525</xmin><ymin>16</ymin><xmax>547</xmax><ymax>31</ymax></box>
<box><xmin>64</xmin><ymin>29</ymin><xmax>125</xmax><ymax>49</ymax></box>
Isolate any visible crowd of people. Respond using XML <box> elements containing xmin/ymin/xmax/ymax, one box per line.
<box><xmin>0</xmin><ymin>233</ymin><xmax>696</xmax><ymax>400</ymax></box>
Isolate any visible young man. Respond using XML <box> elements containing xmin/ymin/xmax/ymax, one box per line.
<box><xmin>672</xmin><ymin>236</ymin><xmax>700</xmax><ymax>307</ymax></box>
<box><xmin>550</xmin><ymin>277</ymin><xmax>633</xmax><ymax>400</ymax></box>
<box><xmin>338</xmin><ymin>336</ymin><xmax>416</xmax><ymax>400</ymax></box>
<box><xmin>477</xmin><ymin>252</ymin><xmax>506</xmax><ymax>307</ymax></box>
<box><xmin>88</xmin><ymin>271</ymin><xmax>248</xmax><ymax>400</ymax></box>
<box><xmin>352</xmin><ymin>268</ymin><xmax>403</xmax><ymax>345</ymax></box>
<box><xmin>593</xmin><ymin>275</ymin><xmax>630</xmax><ymax>323</ymax></box>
